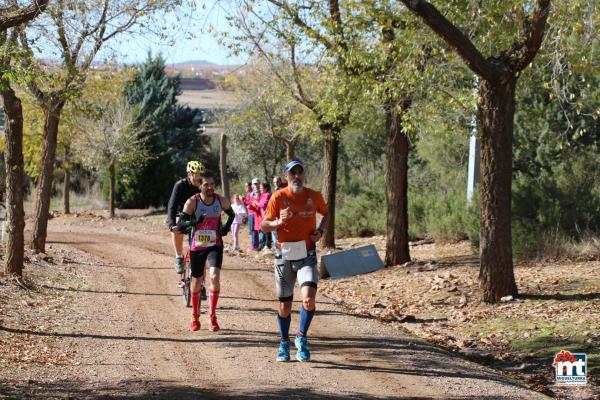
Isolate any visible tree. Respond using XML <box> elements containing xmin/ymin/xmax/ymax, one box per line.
<box><xmin>19</xmin><ymin>0</ymin><xmax>180</xmax><ymax>253</ymax></box>
<box><xmin>225</xmin><ymin>1</ymin><xmax>356</xmax><ymax>248</ymax></box>
<box><xmin>222</xmin><ymin>66</ymin><xmax>312</xmax><ymax>162</ymax></box>
<box><xmin>222</xmin><ymin>64</ymin><xmax>325</xmax><ymax>184</ymax></box>
<box><xmin>73</xmin><ymin>96</ymin><xmax>148</xmax><ymax>218</ymax></box>
<box><xmin>219</xmin><ymin>133</ymin><xmax>230</xmax><ymax>199</ymax></box>
<box><xmin>0</xmin><ymin>0</ymin><xmax>49</xmax><ymax>278</ymax></box>
<box><xmin>120</xmin><ymin>54</ymin><xmax>215</xmax><ymax>208</ymax></box>
<box><xmin>398</xmin><ymin>0</ymin><xmax>551</xmax><ymax>302</ymax></box>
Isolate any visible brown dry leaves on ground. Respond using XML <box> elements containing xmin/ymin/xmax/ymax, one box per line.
<box><xmin>0</xmin><ymin>242</ymin><xmax>104</xmax><ymax>383</ymax></box>
<box><xmin>319</xmin><ymin>237</ymin><xmax>600</xmax><ymax>399</ymax></box>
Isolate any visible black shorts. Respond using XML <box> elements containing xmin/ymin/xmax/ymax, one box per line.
<box><xmin>190</xmin><ymin>246</ymin><xmax>223</xmax><ymax>277</ymax></box>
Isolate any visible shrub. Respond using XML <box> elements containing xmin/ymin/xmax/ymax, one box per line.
<box><xmin>512</xmin><ymin>148</ymin><xmax>600</xmax><ymax>258</ymax></box>
<box><xmin>336</xmin><ymin>191</ymin><xmax>386</xmax><ymax>238</ymax></box>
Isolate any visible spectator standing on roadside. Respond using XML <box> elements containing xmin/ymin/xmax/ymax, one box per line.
<box><xmin>230</xmin><ymin>194</ymin><xmax>247</xmax><ymax>253</ymax></box>
<box><xmin>244</xmin><ymin>178</ymin><xmax>261</xmax><ymax>251</ymax></box>
<box><xmin>271</xmin><ymin>176</ymin><xmax>287</xmax><ymax>248</ymax></box>
<box><xmin>258</xmin><ymin>182</ymin><xmax>272</xmax><ymax>250</ymax></box>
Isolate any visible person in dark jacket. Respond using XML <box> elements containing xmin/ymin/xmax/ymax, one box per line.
<box><xmin>167</xmin><ymin>161</ymin><xmax>203</xmax><ymax>286</ymax></box>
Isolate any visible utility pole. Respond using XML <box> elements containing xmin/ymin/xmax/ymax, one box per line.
<box><xmin>467</xmin><ymin>76</ymin><xmax>480</xmax><ymax>205</ymax></box>
<box><xmin>220</xmin><ymin>132</ymin><xmax>230</xmax><ymax>200</ymax></box>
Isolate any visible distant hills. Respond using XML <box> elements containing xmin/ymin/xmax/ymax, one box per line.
<box><xmin>171</xmin><ymin>59</ymin><xmax>219</xmax><ymax>66</ymax></box>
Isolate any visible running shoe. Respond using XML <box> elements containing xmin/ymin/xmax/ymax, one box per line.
<box><xmin>175</xmin><ymin>256</ymin><xmax>184</xmax><ymax>274</ymax></box>
<box><xmin>177</xmin><ymin>279</ymin><xmax>184</xmax><ymax>289</ymax></box>
<box><xmin>294</xmin><ymin>336</ymin><xmax>310</xmax><ymax>362</ymax></box>
<box><xmin>208</xmin><ymin>315</ymin><xmax>220</xmax><ymax>332</ymax></box>
<box><xmin>189</xmin><ymin>315</ymin><xmax>200</xmax><ymax>331</ymax></box>
<box><xmin>276</xmin><ymin>341</ymin><xmax>291</xmax><ymax>362</ymax></box>
<box><xmin>200</xmin><ymin>285</ymin><xmax>207</xmax><ymax>300</ymax></box>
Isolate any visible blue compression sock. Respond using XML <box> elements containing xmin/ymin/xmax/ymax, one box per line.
<box><xmin>297</xmin><ymin>306</ymin><xmax>315</xmax><ymax>337</ymax></box>
<box><xmin>277</xmin><ymin>314</ymin><xmax>291</xmax><ymax>341</ymax></box>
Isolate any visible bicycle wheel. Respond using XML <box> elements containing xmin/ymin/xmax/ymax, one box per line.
<box><xmin>183</xmin><ymin>259</ymin><xmax>192</xmax><ymax>307</ymax></box>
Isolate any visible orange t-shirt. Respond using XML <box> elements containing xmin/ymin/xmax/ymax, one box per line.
<box><xmin>265</xmin><ymin>186</ymin><xmax>327</xmax><ymax>249</ymax></box>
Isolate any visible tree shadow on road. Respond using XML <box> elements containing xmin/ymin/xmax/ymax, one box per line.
<box><xmin>0</xmin><ymin>324</ymin><xmax>537</xmax><ymax>398</ymax></box>
<box><xmin>0</xmin><ymin>379</ymin><xmax>527</xmax><ymax>400</ymax></box>
<box><xmin>41</xmin><ymin>285</ymin><xmax>180</xmax><ymax>298</ymax></box>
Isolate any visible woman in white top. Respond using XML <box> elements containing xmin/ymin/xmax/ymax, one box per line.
<box><xmin>230</xmin><ymin>194</ymin><xmax>247</xmax><ymax>252</ymax></box>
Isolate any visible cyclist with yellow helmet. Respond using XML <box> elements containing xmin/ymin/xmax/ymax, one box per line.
<box><xmin>167</xmin><ymin>161</ymin><xmax>205</xmax><ymax>291</ymax></box>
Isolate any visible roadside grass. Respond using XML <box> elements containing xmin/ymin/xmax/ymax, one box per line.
<box><xmin>512</xmin><ymin>334</ymin><xmax>600</xmax><ymax>378</ymax></box>
<box><xmin>525</xmin><ymin>230</ymin><xmax>600</xmax><ymax>260</ymax></box>
<box><xmin>463</xmin><ymin>317</ymin><xmax>600</xmax><ymax>379</ymax></box>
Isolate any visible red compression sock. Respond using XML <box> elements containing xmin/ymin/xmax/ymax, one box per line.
<box><xmin>192</xmin><ymin>292</ymin><xmax>200</xmax><ymax>317</ymax></box>
<box><xmin>209</xmin><ymin>290</ymin><xmax>220</xmax><ymax>316</ymax></box>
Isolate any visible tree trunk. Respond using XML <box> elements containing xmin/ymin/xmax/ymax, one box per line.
<box><xmin>220</xmin><ymin>133</ymin><xmax>229</xmax><ymax>199</ymax></box>
<box><xmin>478</xmin><ymin>78</ymin><xmax>518</xmax><ymax>302</ymax></box>
<box><xmin>109</xmin><ymin>161</ymin><xmax>115</xmax><ymax>218</ymax></box>
<box><xmin>30</xmin><ymin>101</ymin><xmax>65</xmax><ymax>253</ymax></box>
<box><xmin>63</xmin><ymin>146</ymin><xmax>70</xmax><ymax>215</ymax></box>
<box><xmin>321</xmin><ymin>125</ymin><xmax>339</xmax><ymax>248</ymax></box>
<box><xmin>285</xmin><ymin>141</ymin><xmax>295</xmax><ymax>161</ymax></box>
<box><xmin>384</xmin><ymin>97</ymin><xmax>411</xmax><ymax>266</ymax></box>
<box><xmin>1</xmin><ymin>86</ymin><xmax>26</xmax><ymax>277</ymax></box>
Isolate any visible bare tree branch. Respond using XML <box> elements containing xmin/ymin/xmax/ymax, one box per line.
<box><xmin>0</xmin><ymin>0</ymin><xmax>49</xmax><ymax>31</ymax></box>
<box><xmin>510</xmin><ymin>0</ymin><xmax>551</xmax><ymax>71</ymax></box>
<box><xmin>266</xmin><ymin>0</ymin><xmax>336</xmax><ymax>50</ymax></box>
<box><xmin>289</xmin><ymin>41</ymin><xmax>315</xmax><ymax>109</ymax></box>
<box><xmin>399</xmin><ymin>0</ymin><xmax>498</xmax><ymax>81</ymax></box>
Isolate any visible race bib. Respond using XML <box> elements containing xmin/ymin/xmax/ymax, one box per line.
<box><xmin>281</xmin><ymin>240</ymin><xmax>307</xmax><ymax>261</ymax></box>
<box><xmin>194</xmin><ymin>229</ymin><xmax>216</xmax><ymax>247</ymax></box>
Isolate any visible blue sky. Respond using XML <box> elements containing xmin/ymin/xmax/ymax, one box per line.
<box><xmin>109</xmin><ymin>2</ymin><xmax>243</xmax><ymax>65</ymax></box>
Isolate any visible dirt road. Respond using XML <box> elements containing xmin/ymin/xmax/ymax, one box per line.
<box><xmin>1</xmin><ymin>217</ymin><xmax>548</xmax><ymax>399</ymax></box>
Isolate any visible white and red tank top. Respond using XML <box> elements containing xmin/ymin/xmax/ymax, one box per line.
<box><xmin>190</xmin><ymin>194</ymin><xmax>223</xmax><ymax>251</ymax></box>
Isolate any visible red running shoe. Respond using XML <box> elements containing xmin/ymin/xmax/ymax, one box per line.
<box><xmin>189</xmin><ymin>315</ymin><xmax>200</xmax><ymax>331</ymax></box>
<box><xmin>208</xmin><ymin>315</ymin><xmax>220</xmax><ymax>332</ymax></box>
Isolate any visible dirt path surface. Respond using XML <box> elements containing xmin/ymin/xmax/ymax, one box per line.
<box><xmin>1</xmin><ymin>216</ymin><xmax>548</xmax><ymax>399</ymax></box>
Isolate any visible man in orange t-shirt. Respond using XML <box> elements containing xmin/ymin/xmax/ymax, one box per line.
<box><xmin>262</xmin><ymin>159</ymin><xmax>328</xmax><ymax>362</ymax></box>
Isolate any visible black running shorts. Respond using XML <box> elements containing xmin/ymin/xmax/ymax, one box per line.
<box><xmin>190</xmin><ymin>246</ymin><xmax>223</xmax><ymax>277</ymax></box>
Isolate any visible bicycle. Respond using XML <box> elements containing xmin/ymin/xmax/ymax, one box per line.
<box><xmin>182</xmin><ymin>245</ymin><xmax>192</xmax><ymax>307</ymax></box>
<box><xmin>181</xmin><ymin>230</ymin><xmax>207</xmax><ymax>308</ymax></box>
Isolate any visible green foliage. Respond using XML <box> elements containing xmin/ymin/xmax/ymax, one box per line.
<box><xmin>512</xmin><ymin>34</ymin><xmax>600</xmax><ymax>256</ymax></box>
<box><xmin>118</xmin><ymin>54</ymin><xmax>216</xmax><ymax>208</ymax></box>
<box><xmin>336</xmin><ymin>173</ymin><xmax>387</xmax><ymax>238</ymax></box>
<box><xmin>408</xmin><ymin>189</ymin><xmax>479</xmax><ymax>244</ymax></box>
<box><xmin>512</xmin><ymin>148</ymin><xmax>600</xmax><ymax>256</ymax></box>
<box><xmin>0</xmin><ymin>42</ymin><xmax>38</xmax><ymax>92</ymax></box>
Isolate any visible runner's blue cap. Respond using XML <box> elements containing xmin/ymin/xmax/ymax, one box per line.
<box><xmin>284</xmin><ymin>159</ymin><xmax>304</xmax><ymax>173</ymax></box>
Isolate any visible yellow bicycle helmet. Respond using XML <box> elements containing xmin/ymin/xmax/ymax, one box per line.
<box><xmin>186</xmin><ymin>160</ymin><xmax>205</xmax><ymax>174</ymax></box>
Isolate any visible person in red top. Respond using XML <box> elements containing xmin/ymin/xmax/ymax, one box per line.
<box><xmin>257</xmin><ymin>182</ymin><xmax>272</xmax><ymax>249</ymax></box>
<box><xmin>244</xmin><ymin>179</ymin><xmax>260</xmax><ymax>250</ymax></box>
<box><xmin>262</xmin><ymin>159</ymin><xmax>328</xmax><ymax>362</ymax></box>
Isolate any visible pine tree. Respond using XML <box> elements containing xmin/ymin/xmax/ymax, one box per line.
<box><xmin>119</xmin><ymin>54</ymin><xmax>215</xmax><ymax>208</ymax></box>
